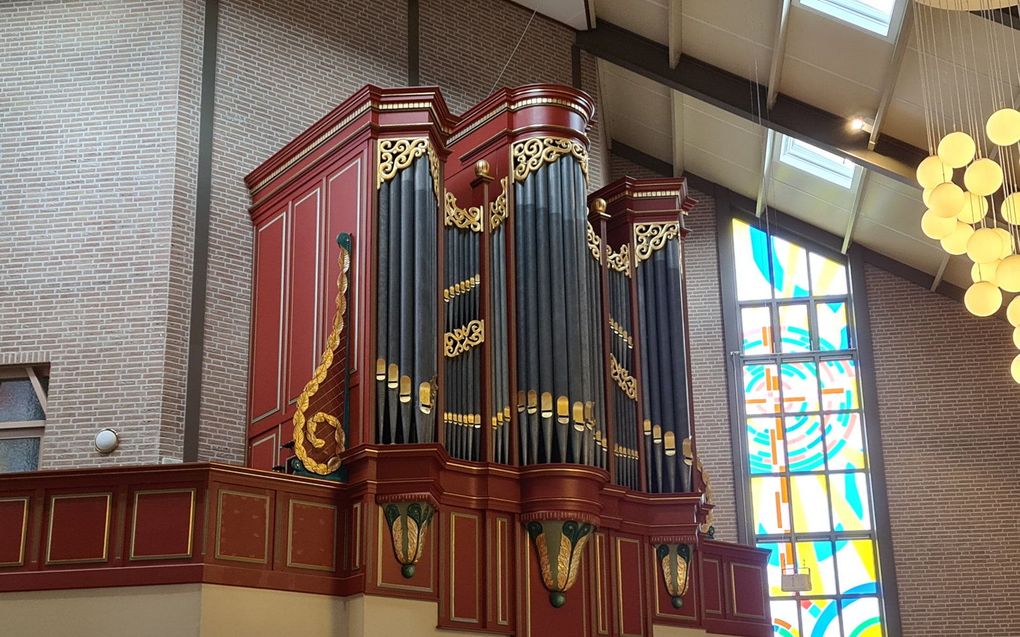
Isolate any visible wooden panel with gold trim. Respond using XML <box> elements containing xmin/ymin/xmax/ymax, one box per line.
<box><xmin>591</xmin><ymin>531</ymin><xmax>611</xmax><ymax>635</ymax></box>
<box><xmin>440</xmin><ymin>510</ymin><xmax>481</xmax><ymax>627</ymax></box>
<box><xmin>488</xmin><ymin>513</ymin><xmax>513</xmax><ymax>629</ymax></box>
<box><xmin>46</xmin><ymin>493</ymin><xmax>112</xmax><ymax>565</ymax></box>
<box><xmin>129</xmin><ymin>489</ymin><xmax>196</xmax><ymax>561</ymax></box>
<box><xmin>729</xmin><ymin>562</ymin><xmax>768</xmax><ymax>621</ymax></box>
<box><xmin>700</xmin><ymin>556</ymin><xmax>724</xmax><ymax>618</ymax></box>
<box><xmin>613</xmin><ymin>535</ymin><xmax>646</xmax><ymax>637</ymax></box>
<box><xmin>214</xmin><ymin>489</ymin><xmax>272</xmax><ymax>565</ymax></box>
<box><xmin>0</xmin><ymin>497</ymin><xmax>29</xmax><ymax>567</ymax></box>
<box><xmin>286</xmin><ymin>498</ymin><xmax>338</xmax><ymax>572</ymax></box>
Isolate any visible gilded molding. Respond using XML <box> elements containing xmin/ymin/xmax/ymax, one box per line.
<box><xmin>292</xmin><ymin>239</ymin><xmax>351</xmax><ymax>475</ymax></box>
<box><xmin>634</xmin><ymin>222</ymin><xmax>680</xmax><ymax>265</ymax></box>
<box><xmin>444</xmin><ymin>319</ymin><xmax>484</xmax><ymax>358</ymax></box>
<box><xmin>377</xmin><ymin>137</ymin><xmax>442</xmax><ymax>204</ymax></box>
<box><xmin>608</xmin><ymin>317</ymin><xmax>633</xmax><ymax>349</ymax></box>
<box><xmin>512</xmin><ymin>136</ymin><xmax>589</xmax><ymax>183</ymax></box>
<box><xmin>609</xmin><ymin>353</ymin><xmax>638</xmax><ymax>401</ymax></box>
<box><xmin>607</xmin><ymin>243</ymin><xmax>631</xmax><ymax>276</ymax></box>
<box><xmin>604</xmin><ymin>189</ymin><xmax>685</xmax><ymax>206</ymax></box>
<box><xmin>443</xmin><ymin>273</ymin><xmax>480</xmax><ymax>302</ymax></box>
<box><xmin>491</xmin><ymin>177</ymin><xmax>509</xmax><ymax>230</ymax></box>
<box><xmin>586</xmin><ymin>221</ymin><xmax>603</xmax><ymax>261</ymax></box>
<box><xmin>444</xmin><ymin>191</ymin><xmax>483</xmax><ymax>232</ymax></box>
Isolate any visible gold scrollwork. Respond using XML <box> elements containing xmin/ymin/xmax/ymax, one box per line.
<box><xmin>377</xmin><ymin>137</ymin><xmax>442</xmax><ymax>204</ymax></box>
<box><xmin>634</xmin><ymin>222</ymin><xmax>680</xmax><ymax>265</ymax></box>
<box><xmin>609</xmin><ymin>353</ymin><xmax>638</xmax><ymax>401</ymax></box>
<box><xmin>586</xmin><ymin>221</ymin><xmax>603</xmax><ymax>261</ymax></box>
<box><xmin>512</xmin><ymin>136</ymin><xmax>589</xmax><ymax>183</ymax></box>
<box><xmin>491</xmin><ymin>177</ymin><xmax>509</xmax><ymax>230</ymax></box>
<box><xmin>444</xmin><ymin>191</ymin><xmax>483</xmax><ymax>231</ymax></box>
<box><xmin>292</xmin><ymin>243</ymin><xmax>351</xmax><ymax>475</ymax></box>
<box><xmin>444</xmin><ymin>319</ymin><xmax>484</xmax><ymax>358</ymax></box>
<box><xmin>607</xmin><ymin>243</ymin><xmax>631</xmax><ymax>276</ymax></box>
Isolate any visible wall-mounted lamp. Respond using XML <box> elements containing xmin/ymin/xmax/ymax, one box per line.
<box><xmin>850</xmin><ymin>117</ymin><xmax>874</xmax><ymax>134</ymax></box>
<box><xmin>94</xmin><ymin>428</ymin><xmax>119</xmax><ymax>454</ymax></box>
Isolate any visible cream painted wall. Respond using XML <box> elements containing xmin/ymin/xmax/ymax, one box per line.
<box><xmin>0</xmin><ymin>584</ymin><xmax>710</xmax><ymax>637</ymax></box>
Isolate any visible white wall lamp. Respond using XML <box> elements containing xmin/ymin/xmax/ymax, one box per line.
<box><xmin>94</xmin><ymin>428</ymin><xmax>119</xmax><ymax>454</ymax></box>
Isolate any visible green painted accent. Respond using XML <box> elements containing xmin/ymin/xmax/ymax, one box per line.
<box><xmin>401</xmin><ymin>564</ymin><xmax>416</xmax><ymax>578</ymax></box>
<box><xmin>550</xmin><ymin>591</ymin><xmax>566</xmax><ymax>608</ymax></box>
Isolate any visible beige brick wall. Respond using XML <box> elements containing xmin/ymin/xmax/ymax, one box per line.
<box><xmin>0</xmin><ymin>0</ymin><xmax>201</xmax><ymax>467</ymax></box>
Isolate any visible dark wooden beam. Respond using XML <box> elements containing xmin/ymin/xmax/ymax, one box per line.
<box><xmin>577</xmin><ymin>21</ymin><xmax>927</xmax><ymax>185</ymax></box>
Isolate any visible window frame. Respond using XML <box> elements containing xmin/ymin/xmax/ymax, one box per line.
<box><xmin>777</xmin><ymin>135</ymin><xmax>861</xmax><ymax>190</ymax></box>
<box><xmin>715</xmin><ymin>190</ymin><xmax>902</xmax><ymax>636</ymax></box>
<box><xmin>0</xmin><ymin>365</ymin><xmax>48</xmax><ymax>471</ymax></box>
<box><xmin>795</xmin><ymin>0</ymin><xmax>904</xmax><ymax>40</ymax></box>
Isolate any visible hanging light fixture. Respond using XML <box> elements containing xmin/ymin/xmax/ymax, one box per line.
<box><xmin>913</xmin><ymin>0</ymin><xmax>1020</xmax><ymax>381</ymax></box>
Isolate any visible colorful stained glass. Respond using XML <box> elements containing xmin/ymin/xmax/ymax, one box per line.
<box><xmin>751</xmin><ymin>476</ymin><xmax>790</xmax><ymax>534</ymax></box>
<box><xmin>770</xmin><ymin>600</ymin><xmax>801</xmax><ymax>637</ymax></box>
<box><xmin>824</xmin><ymin>413</ymin><xmax>866</xmax><ymax>470</ymax></box>
<box><xmin>800</xmin><ymin>598</ymin><xmax>841</xmax><ymax>637</ymax></box>
<box><xmin>785</xmin><ymin>415</ymin><xmax>825</xmax><ymax>472</ymax></box>
<box><xmin>840</xmin><ymin>597</ymin><xmax>883</xmax><ymax>637</ymax></box>
<box><xmin>817</xmin><ymin>302</ymin><xmax>850</xmax><ymax>351</ymax></box>
<box><xmin>748</xmin><ymin>417</ymin><xmax>785</xmax><ymax>474</ymax></box>
<box><xmin>779</xmin><ymin>304</ymin><xmax>811</xmax><ymax>353</ymax></box>
<box><xmin>742</xmin><ymin>305</ymin><xmax>774</xmax><ymax>354</ymax></box>
<box><xmin>809</xmin><ymin>252</ymin><xmax>849</xmax><ymax>296</ymax></box>
<box><xmin>733</xmin><ymin>219</ymin><xmax>773</xmax><ymax>301</ymax></box>
<box><xmin>794</xmin><ymin>540</ymin><xmax>838</xmax><ymax>595</ymax></box>
<box><xmin>819</xmin><ymin>359</ymin><xmax>859</xmax><ymax>410</ymax></box>
<box><xmin>759</xmin><ymin>542</ymin><xmax>795</xmax><ymax>598</ymax></box>
<box><xmin>771</xmin><ymin>235</ymin><xmax>811</xmax><ymax>299</ymax></box>
<box><xmin>835</xmin><ymin>539</ymin><xmax>878</xmax><ymax>595</ymax></box>
<box><xmin>830</xmin><ymin>472</ymin><xmax>872</xmax><ymax>531</ymax></box>
<box><xmin>781</xmin><ymin>362</ymin><xmax>820</xmax><ymax>413</ymax></box>
<box><xmin>744</xmin><ymin>364</ymin><xmax>780</xmax><ymax>415</ymax></box>
<box><xmin>790</xmin><ymin>474</ymin><xmax>830</xmax><ymax>532</ymax></box>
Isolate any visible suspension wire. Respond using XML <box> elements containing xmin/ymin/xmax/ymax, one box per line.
<box><xmin>488</xmin><ymin>9</ymin><xmax>537</xmax><ymax>95</ymax></box>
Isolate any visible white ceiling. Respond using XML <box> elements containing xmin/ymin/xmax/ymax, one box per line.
<box><xmin>568</xmin><ymin>0</ymin><xmax>1020</xmax><ymax>290</ymax></box>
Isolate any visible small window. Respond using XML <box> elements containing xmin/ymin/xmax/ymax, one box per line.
<box><xmin>798</xmin><ymin>0</ymin><xmax>898</xmax><ymax>37</ymax></box>
<box><xmin>778</xmin><ymin>135</ymin><xmax>859</xmax><ymax>189</ymax></box>
<box><xmin>0</xmin><ymin>366</ymin><xmax>48</xmax><ymax>472</ymax></box>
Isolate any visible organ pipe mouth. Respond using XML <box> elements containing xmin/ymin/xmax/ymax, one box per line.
<box><xmin>664</xmin><ymin>431</ymin><xmax>677</xmax><ymax>457</ymax></box>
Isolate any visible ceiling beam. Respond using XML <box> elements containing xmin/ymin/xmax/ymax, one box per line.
<box><xmin>766</xmin><ymin>0</ymin><xmax>792</xmax><ymax>110</ymax></box>
<box><xmin>841</xmin><ymin>172</ymin><xmax>869</xmax><ymax>253</ymax></box>
<box><xmin>869</xmin><ymin>1</ymin><xmax>913</xmax><ymax>151</ymax></box>
<box><xmin>668</xmin><ymin>0</ymin><xmax>682</xmax><ymax>69</ymax></box>
<box><xmin>671</xmin><ymin>90</ymin><xmax>685</xmax><ymax>176</ymax></box>
<box><xmin>575</xmin><ymin>21</ymin><xmax>927</xmax><ymax>185</ymax></box>
<box><xmin>755</xmin><ymin>129</ymin><xmax>776</xmax><ymax>217</ymax></box>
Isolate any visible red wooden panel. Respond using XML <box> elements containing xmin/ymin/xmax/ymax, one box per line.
<box><xmin>614</xmin><ymin>536</ymin><xmax>645</xmax><ymax>637</ymax></box>
<box><xmin>700</xmin><ymin>555</ymin><xmax>725</xmax><ymax>618</ymax></box>
<box><xmin>130</xmin><ymin>489</ymin><xmax>195</xmax><ymax>560</ymax></box>
<box><xmin>215</xmin><ymin>490</ymin><xmax>271</xmax><ymax>564</ymax></box>
<box><xmin>447</xmin><ymin>512</ymin><xmax>481</xmax><ymax>625</ymax></box>
<box><xmin>592</xmin><ymin>532</ymin><xmax>611</xmax><ymax>635</ymax></box>
<box><xmin>249</xmin><ymin>428</ymin><xmax>278</xmax><ymax>471</ymax></box>
<box><xmin>522</xmin><ymin>525</ymin><xmax>588</xmax><ymax>637</ymax></box>
<box><xmin>287</xmin><ymin>185</ymin><xmax>322</xmax><ymax>403</ymax></box>
<box><xmin>0</xmin><ymin>497</ymin><xmax>28</xmax><ymax>567</ymax></box>
<box><xmin>730</xmin><ymin>562</ymin><xmax>768</xmax><ymax>621</ymax></box>
<box><xmin>287</xmin><ymin>498</ymin><xmax>337</xmax><ymax>571</ymax></box>
<box><xmin>46</xmin><ymin>494</ymin><xmax>111</xmax><ymax>565</ymax></box>
<box><xmin>325</xmin><ymin>155</ymin><xmax>364</xmax><ymax>366</ymax></box>
<box><xmin>488</xmin><ymin>514</ymin><xmax>513</xmax><ymax>628</ymax></box>
<box><xmin>250</xmin><ymin>211</ymin><xmax>288</xmax><ymax>425</ymax></box>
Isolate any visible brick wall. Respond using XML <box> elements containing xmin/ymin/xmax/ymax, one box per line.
<box><xmin>0</xmin><ymin>0</ymin><xmax>201</xmax><ymax>467</ymax></box>
<box><xmin>865</xmin><ymin>264</ymin><xmax>1020</xmax><ymax>637</ymax></box>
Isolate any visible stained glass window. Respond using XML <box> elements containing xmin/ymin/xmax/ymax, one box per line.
<box><xmin>0</xmin><ymin>367</ymin><xmax>47</xmax><ymax>473</ymax></box>
<box><xmin>729</xmin><ymin>218</ymin><xmax>885</xmax><ymax>636</ymax></box>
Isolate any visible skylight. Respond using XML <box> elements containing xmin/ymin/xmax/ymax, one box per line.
<box><xmin>777</xmin><ymin>135</ymin><xmax>859</xmax><ymax>189</ymax></box>
<box><xmin>797</xmin><ymin>0</ymin><xmax>897</xmax><ymax>37</ymax></box>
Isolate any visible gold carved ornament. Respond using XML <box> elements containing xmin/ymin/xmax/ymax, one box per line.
<box><xmin>525</xmin><ymin>519</ymin><xmax>595</xmax><ymax>608</ymax></box>
<box><xmin>586</xmin><ymin>221</ymin><xmax>603</xmax><ymax>261</ymax></box>
<box><xmin>491</xmin><ymin>177</ymin><xmax>509</xmax><ymax>230</ymax></box>
<box><xmin>511</xmin><ymin>136</ymin><xmax>589</xmax><ymax>183</ymax></box>
<box><xmin>607</xmin><ymin>243</ymin><xmax>631</xmax><ymax>276</ymax></box>
<box><xmin>292</xmin><ymin>242</ymin><xmax>352</xmax><ymax>475</ymax></box>
<box><xmin>377</xmin><ymin>137</ymin><xmax>442</xmax><ymax>204</ymax></box>
<box><xmin>609</xmin><ymin>353</ymin><xmax>638</xmax><ymax>401</ymax></box>
<box><xmin>634</xmin><ymin>222</ymin><xmax>681</xmax><ymax>264</ymax></box>
<box><xmin>444</xmin><ymin>191</ymin><xmax>483</xmax><ymax>232</ymax></box>
<box><xmin>444</xmin><ymin>319</ymin><xmax>484</xmax><ymax>358</ymax></box>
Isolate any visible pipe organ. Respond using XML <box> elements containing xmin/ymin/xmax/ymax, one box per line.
<box><xmin>244</xmin><ymin>84</ymin><xmax>771</xmax><ymax>637</ymax></box>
